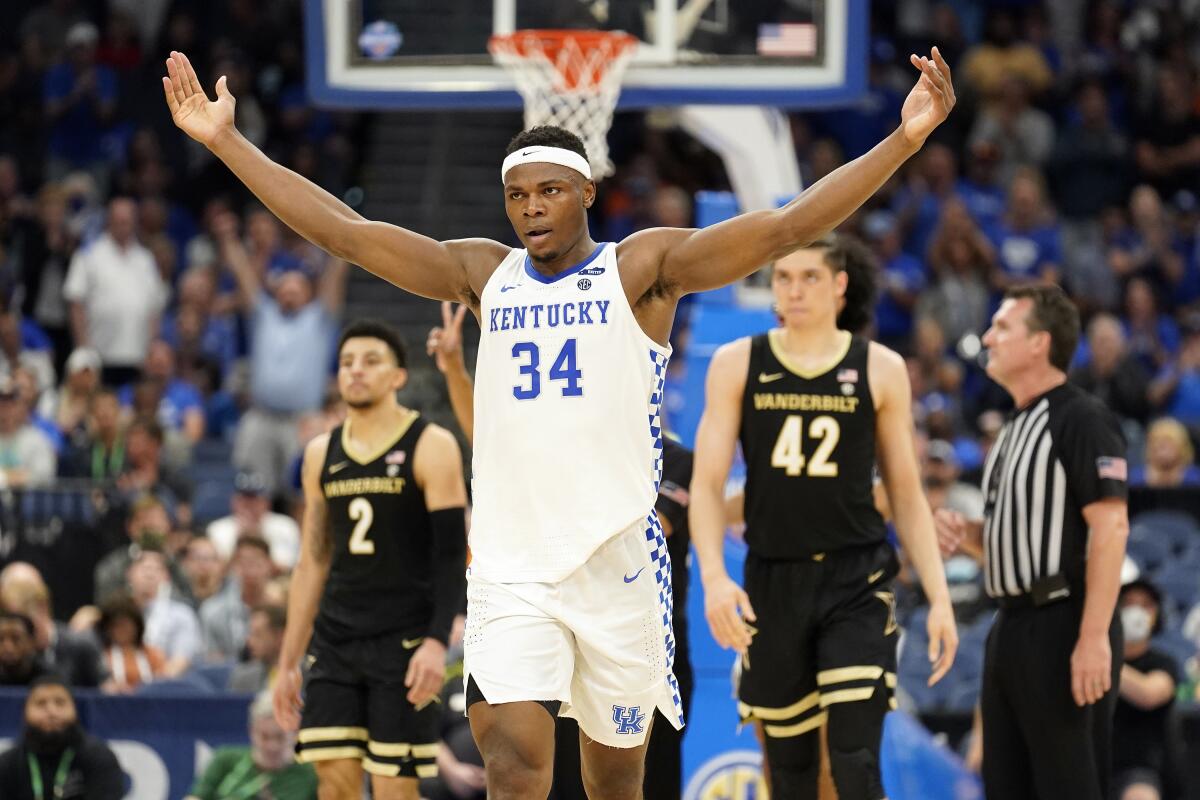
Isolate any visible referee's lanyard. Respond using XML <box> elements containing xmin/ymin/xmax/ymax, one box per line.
<box><xmin>27</xmin><ymin>748</ymin><xmax>74</xmax><ymax>800</ymax></box>
<box><xmin>215</xmin><ymin>752</ymin><xmax>270</xmax><ymax>800</ymax></box>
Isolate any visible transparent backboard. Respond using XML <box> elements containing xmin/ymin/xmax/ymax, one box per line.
<box><xmin>305</xmin><ymin>0</ymin><xmax>866</xmax><ymax>109</ymax></box>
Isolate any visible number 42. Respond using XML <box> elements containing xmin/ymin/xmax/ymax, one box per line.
<box><xmin>771</xmin><ymin>415</ymin><xmax>840</xmax><ymax>477</ymax></box>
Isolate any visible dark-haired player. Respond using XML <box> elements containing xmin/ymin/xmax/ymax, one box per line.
<box><xmin>692</xmin><ymin>236</ymin><xmax>957</xmax><ymax>799</ymax></box>
<box><xmin>165</xmin><ymin>46</ymin><xmax>957</xmax><ymax>798</ymax></box>
<box><xmin>272</xmin><ymin>319</ymin><xmax>467</xmax><ymax>800</ymax></box>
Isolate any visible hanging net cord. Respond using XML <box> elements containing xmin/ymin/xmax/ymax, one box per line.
<box><xmin>490</xmin><ymin>30</ymin><xmax>639</xmax><ymax>180</ymax></box>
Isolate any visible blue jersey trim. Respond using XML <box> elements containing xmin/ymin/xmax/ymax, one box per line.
<box><xmin>523</xmin><ymin>243</ymin><xmax>608</xmax><ymax>285</ymax></box>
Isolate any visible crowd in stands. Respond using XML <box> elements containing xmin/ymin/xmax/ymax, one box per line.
<box><xmin>0</xmin><ymin>0</ymin><xmax>1196</xmax><ymax>797</ymax></box>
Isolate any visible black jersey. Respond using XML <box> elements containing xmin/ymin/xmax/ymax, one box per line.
<box><xmin>740</xmin><ymin>331</ymin><xmax>886</xmax><ymax>559</ymax></box>
<box><xmin>315</xmin><ymin>411</ymin><xmax>434</xmax><ymax>642</ymax></box>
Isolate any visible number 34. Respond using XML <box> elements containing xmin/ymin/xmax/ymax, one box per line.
<box><xmin>771</xmin><ymin>415</ymin><xmax>840</xmax><ymax>477</ymax></box>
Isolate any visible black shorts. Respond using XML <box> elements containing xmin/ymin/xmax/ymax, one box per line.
<box><xmin>738</xmin><ymin>541</ymin><xmax>899</xmax><ymax>737</ymax></box>
<box><xmin>296</xmin><ymin>630</ymin><xmax>439</xmax><ymax>779</ymax></box>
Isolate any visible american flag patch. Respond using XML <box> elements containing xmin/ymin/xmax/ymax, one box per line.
<box><xmin>659</xmin><ymin>481</ymin><xmax>690</xmax><ymax>506</ymax></box>
<box><xmin>1096</xmin><ymin>457</ymin><xmax>1127</xmax><ymax>481</ymax></box>
<box><xmin>385</xmin><ymin>450</ymin><xmax>406</xmax><ymax>465</ymax></box>
<box><xmin>837</xmin><ymin>368</ymin><xmax>859</xmax><ymax>384</ymax></box>
<box><xmin>756</xmin><ymin>23</ymin><xmax>818</xmax><ymax>57</ymax></box>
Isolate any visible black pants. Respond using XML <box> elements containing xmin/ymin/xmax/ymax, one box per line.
<box><xmin>981</xmin><ymin>599</ymin><xmax>1122</xmax><ymax>800</ymax></box>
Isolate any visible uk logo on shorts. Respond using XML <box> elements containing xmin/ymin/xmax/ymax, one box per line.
<box><xmin>612</xmin><ymin>705</ymin><xmax>646</xmax><ymax>735</ymax></box>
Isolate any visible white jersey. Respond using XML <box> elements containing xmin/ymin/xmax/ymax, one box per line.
<box><xmin>469</xmin><ymin>243</ymin><xmax>671</xmax><ymax>583</ymax></box>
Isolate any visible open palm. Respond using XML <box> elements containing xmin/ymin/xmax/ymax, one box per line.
<box><xmin>162</xmin><ymin>51</ymin><xmax>235</xmax><ymax>147</ymax></box>
<box><xmin>900</xmin><ymin>47</ymin><xmax>955</xmax><ymax>146</ymax></box>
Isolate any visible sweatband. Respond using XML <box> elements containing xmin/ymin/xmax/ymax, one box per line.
<box><xmin>501</xmin><ymin>145</ymin><xmax>592</xmax><ymax>182</ymax></box>
<box><xmin>427</xmin><ymin>506</ymin><xmax>468</xmax><ymax>646</ymax></box>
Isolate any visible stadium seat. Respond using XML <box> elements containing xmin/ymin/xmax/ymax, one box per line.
<box><xmin>1149</xmin><ymin>562</ymin><xmax>1200</xmax><ymax>616</ymax></box>
<box><xmin>1132</xmin><ymin>510</ymin><xmax>1200</xmax><ymax>558</ymax></box>
<box><xmin>137</xmin><ymin>673</ymin><xmax>214</xmax><ymax>695</ymax></box>
<box><xmin>1126</xmin><ymin>534</ymin><xmax>1172</xmax><ymax>574</ymax></box>
<box><xmin>191</xmin><ymin>662</ymin><xmax>236</xmax><ymax>691</ymax></box>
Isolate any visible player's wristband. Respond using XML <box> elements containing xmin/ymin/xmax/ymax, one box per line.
<box><xmin>427</xmin><ymin>507</ymin><xmax>468</xmax><ymax>646</ymax></box>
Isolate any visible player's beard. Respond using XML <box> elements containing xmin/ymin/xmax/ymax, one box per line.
<box><xmin>345</xmin><ymin>395</ymin><xmax>382</xmax><ymax>410</ymax></box>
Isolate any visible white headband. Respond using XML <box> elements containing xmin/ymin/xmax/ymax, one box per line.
<box><xmin>501</xmin><ymin>146</ymin><xmax>593</xmax><ymax>182</ymax></box>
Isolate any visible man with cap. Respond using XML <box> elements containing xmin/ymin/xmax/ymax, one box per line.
<box><xmin>206</xmin><ymin>471</ymin><xmax>301</xmax><ymax>570</ymax></box>
<box><xmin>0</xmin><ymin>674</ymin><xmax>126</xmax><ymax>798</ymax></box>
<box><xmin>0</xmin><ymin>373</ymin><xmax>56</xmax><ymax>487</ymax></box>
<box><xmin>50</xmin><ymin>347</ymin><xmax>102</xmax><ymax>440</ymax></box>
<box><xmin>1113</xmin><ymin>577</ymin><xmax>1185</xmax><ymax>800</ymax></box>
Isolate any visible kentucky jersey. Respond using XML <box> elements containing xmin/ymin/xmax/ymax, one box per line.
<box><xmin>740</xmin><ymin>331</ymin><xmax>886</xmax><ymax>558</ymax></box>
<box><xmin>316</xmin><ymin>411</ymin><xmax>434</xmax><ymax>641</ymax></box>
<box><xmin>469</xmin><ymin>243</ymin><xmax>670</xmax><ymax>582</ymax></box>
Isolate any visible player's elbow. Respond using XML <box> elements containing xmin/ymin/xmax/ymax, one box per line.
<box><xmin>325</xmin><ymin>217</ymin><xmax>368</xmax><ymax>263</ymax></box>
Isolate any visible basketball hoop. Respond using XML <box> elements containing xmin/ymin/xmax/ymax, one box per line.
<box><xmin>489</xmin><ymin>29</ymin><xmax>639</xmax><ymax>180</ymax></box>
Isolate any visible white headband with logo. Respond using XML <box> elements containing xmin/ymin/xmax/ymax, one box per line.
<box><xmin>501</xmin><ymin>146</ymin><xmax>593</xmax><ymax>182</ymax></box>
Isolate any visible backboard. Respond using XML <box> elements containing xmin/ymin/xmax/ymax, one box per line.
<box><xmin>305</xmin><ymin>0</ymin><xmax>867</xmax><ymax>109</ymax></box>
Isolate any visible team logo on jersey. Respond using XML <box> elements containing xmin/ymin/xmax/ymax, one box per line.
<box><xmin>577</xmin><ymin>278</ymin><xmax>592</xmax><ymax>291</ymax></box>
<box><xmin>579</xmin><ymin>266</ymin><xmax>605</xmax><ymax>276</ymax></box>
<box><xmin>612</xmin><ymin>705</ymin><xmax>646</xmax><ymax>735</ymax></box>
<box><xmin>841</xmin><ymin>382</ymin><xmax>855</xmax><ymax>396</ymax></box>
<box><xmin>387</xmin><ymin>464</ymin><xmax>400</xmax><ymax>477</ymax></box>
<box><xmin>386</xmin><ymin>451</ymin><xmax>406</xmax><ymax>465</ymax></box>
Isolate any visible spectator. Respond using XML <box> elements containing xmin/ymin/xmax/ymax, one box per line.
<box><xmin>986</xmin><ymin>167</ymin><xmax>1062</xmax><ymax>289</ymax></box>
<box><xmin>1110</xmin><ymin>186</ymin><xmax>1193</xmax><ymax>307</ymax></box>
<box><xmin>59</xmin><ymin>387</ymin><xmax>123</xmax><ymax>481</ymax></box>
<box><xmin>185</xmin><ymin>691</ymin><xmax>316</xmax><ymax>800</ymax></box>
<box><xmin>1048</xmin><ymin>80</ymin><xmax>1131</xmax><ymax>221</ymax></box>
<box><xmin>0</xmin><ymin>310</ymin><xmax>54</xmax><ymax>396</ymax></box>
<box><xmin>115</xmin><ymin>416</ymin><xmax>192</xmax><ymax>526</ymax></box>
<box><xmin>217</xmin><ymin>211</ymin><xmax>347</xmax><ymax>493</ymax></box>
<box><xmin>118</xmin><ymin>339</ymin><xmax>205</xmax><ymax>444</ymax></box>
<box><xmin>126</xmin><ymin>549</ymin><xmax>201</xmax><ymax>677</ymax></box>
<box><xmin>866</xmin><ymin>210</ymin><xmax>927</xmax><ymax>351</ymax></box>
<box><xmin>955</xmin><ymin>139</ymin><xmax>1006</xmax><ymax>231</ymax></box>
<box><xmin>892</xmin><ymin>142</ymin><xmax>959</xmax><ymax>260</ymax></box>
<box><xmin>0</xmin><ymin>373</ymin><xmax>56</xmax><ymax>486</ymax></box>
<box><xmin>93</xmin><ymin>493</ymin><xmax>190</xmax><ymax>606</ymax></box>
<box><xmin>1130</xmin><ymin>418</ymin><xmax>1200</xmax><ymax>489</ymax></box>
<box><xmin>42</xmin><ymin>22</ymin><xmax>118</xmax><ymax>184</ymax></box>
<box><xmin>916</xmin><ymin>200</ymin><xmax>994</xmax><ymax>346</ymax></box>
<box><xmin>0</xmin><ymin>611</ymin><xmax>53</xmax><ymax>686</ymax></box>
<box><xmin>1134</xmin><ymin>66</ymin><xmax>1200</xmax><ymax>200</ymax></box>
<box><xmin>228</xmin><ymin>604</ymin><xmax>285</xmax><ymax>692</ymax></box>
<box><xmin>160</xmin><ymin>265</ymin><xmax>237</xmax><ymax>378</ymax></box>
<box><xmin>922</xmin><ymin>439</ymin><xmax>984</xmax><ymax>519</ymax></box>
<box><xmin>12</xmin><ymin>365</ymin><xmax>64</xmax><ymax>454</ymax></box>
<box><xmin>1070</xmin><ymin>313</ymin><xmax>1151</xmax><ymax>425</ymax></box>
<box><xmin>180</xmin><ymin>536</ymin><xmax>226</xmax><ymax>608</ymax></box>
<box><xmin>96</xmin><ymin>593</ymin><xmax>166</xmax><ymax>693</ymax></box>
<box><xmin>20</xmin><ymin>184</ymin><xmax>80</xmax><ymax>369</ymax></box>
<box><xmin>46</xmin><ymin>346</ymin><xmax>100</xmax><ymax>439</ymax></box>
<box><xmin>968</xmin><ymin>76</ymin><xmax>1055</xmax><ymax>187</ymax></box>
<box><xmin>1125</xmin><ymin>277</ymin><xmax>1180</xmax><ymax>375</ymax></box>
<box><xmin>1114</xmin><ymin>579</ymin><xmax>1185</xmax><ymax>800</ymax></box>
<box><xmin>206</xmin><ymin>471</ymin><xmax>300</xmax><ymax>570</ymax></box>
<box><xmin>63</xmin><ymin>197</ymin><xmax>166</xmax><ymax>387</ymax></box>
<box><xmin>0</xmin><ymin>674</ymin><xmax>126</xmax><ymax>799</ymax></box>
<box><xmin>200</xmin><ymin>536</ymin><xmax>276</xmax><ymax>662</ymax></box>
<box><xmin>0</xmin><ymin>562</ymin><xmax>104</xmax><ymax>688</ymax></box>
<box><xmin>960</xmin><ymin>8</ymin><xmax>1053</xmax><ymax>99</ymax></box>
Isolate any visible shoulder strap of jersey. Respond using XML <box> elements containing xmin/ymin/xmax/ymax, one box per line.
<box><xmin>322</xmin><ymin>424</ymin><xmax>347</xmax><ymax>470</ymax></box>
<box><xmin>398</xmin><ymin>413</ymin><xmax>429</xmax><ymax>452</ymax></box>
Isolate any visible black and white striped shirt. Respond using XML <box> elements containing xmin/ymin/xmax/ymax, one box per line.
<box><xmin>981</xmin><ymin>383</ymin><xmax>1127</xmax><ymax>598</ymax></box>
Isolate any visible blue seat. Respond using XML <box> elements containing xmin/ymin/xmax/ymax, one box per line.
<box><xmin>191</xmin><ymin>662</ymin><xmax>236</xmax><ymax>691</ymax></box>
<box><xmin>1149</xmin><ymin>562</ymin><xmax>1200</xmax><ymax>616</ymax></box>
<box><xmin>1150</xmin><ymin>630</ymin><xmax>1195</xmax><ymax>669</ymax></box>
<box><xmin>137</xmin><ymin>674</ymin><xmax>214</xmax><ymax>696</ymax></box>
<box><xmin>1132</xmin><ymin>510</ymin><xmax>1200</xmax><ymax>558</ymax></box>
<box><xmin>1127</xmin><ymin>535</ymin><xmax>1172</xmax><ymax>574</ymax></box>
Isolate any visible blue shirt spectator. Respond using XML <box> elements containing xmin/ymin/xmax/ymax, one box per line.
<box><xmin>43</xmin><ymin>24</ymin><xmax>117</xmax><ymax>169</ymax></box>
<box><xmin>118</xmin><ymin>340</ymin><xmax>205</xmax><ymax>443</ymax></box>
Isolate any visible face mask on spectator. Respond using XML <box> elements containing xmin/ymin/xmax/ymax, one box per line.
<box><xmin>1121</xmin><ymin>605</ymin><xmax>1152</xmax><ymax>644</ymax></box>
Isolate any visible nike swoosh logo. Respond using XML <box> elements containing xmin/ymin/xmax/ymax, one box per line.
<box><xmin>500</xmin><ymin>284</ymin><xmax>518</xmax><ymax>293</ymax></box>
<box><xmin>402</xmin><ymin>638</ymin><xmax>424</xmax><ymax>650</ymax></box>
<box><xmin>759</xmin><ymin>372</ymin><xmax>784</xmax><ymax>383</ymax></box>
<box><xmin>521</xmin><ymin>149</ymin><xmax>535</xmax><ymax>156</ymax></box>
<box><xmin>867</xmin><ymin>569</ymin><xmax>885</xmax><ymax>583</ymax></box>
<box><xmin>623</xmin><ymin>568</ymin><xmax>645</xmax><ymax>584</ymax></box>
<box><xmin>329</xmin><ymin>461</ymin><xmax>350</xmax><ymax>474</ymax></box>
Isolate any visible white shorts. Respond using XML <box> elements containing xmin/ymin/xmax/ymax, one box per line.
<box><xmin>463</xmin><ymin>514</ymin><xmax>684</xmax><ymax>748</ymax></box>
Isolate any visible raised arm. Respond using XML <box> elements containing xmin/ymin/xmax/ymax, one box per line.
<box><xmin>870</xmin><ymin>343</ymin><xmax>957</xmax><ymax>685</ymax></box>
<box><xmin>690</xmin><ymin>339</ymin><xmax>756</xmax><ymax>653</ymax></box>
<box><xmin>427</xmin><ymin>302</ymin><xmax>476</xmax><ymax>444</ymax></box>
<box><xmin>273</xmin><ymin>434</ymin><xmax>333</xmax><ymax>731</ymax></box>
<box><xmin>162</xmin><ymin>51</ymin><xmax>498</xmax><ymax>303</ymax></box>
<box><xmin>654</xmin><ymin>48</ymin><xmax>955</xmax><ymax>295</ymax></box>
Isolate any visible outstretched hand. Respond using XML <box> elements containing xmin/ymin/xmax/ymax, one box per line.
<box><xmin>900</xmin><ymin>46</ymin><xmax>956</xmax><ymax>147</ymax></box>
<box><xmin>427</xmin><ymin>301</ymin><xmax>469</xmax><ymax>374</ymax></box>
<box><xmin>162</xmin><ymin>51</ymin><xmax>236</xmax><ymax>148</ymax></box>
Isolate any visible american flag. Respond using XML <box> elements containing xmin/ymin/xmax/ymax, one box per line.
<box><xmin>837</xmin><ymin>368</ymin><xmax>859</xmax><ymax>384</ymax></box>
<box><xmin>1096</xmin><ymin>456</ymin><xmax>1127</xmax><ymax>481</ymax></box>
<box><xmin>757</xmin><ymin>23</ymin><xmax>817</xmax><ymax>58</ymax></box>
<box><xmin>386</xmin><ymin>450</ymin><xmax>407</xmax><ymax>465</ymax></box>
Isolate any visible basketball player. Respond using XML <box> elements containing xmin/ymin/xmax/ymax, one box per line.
<box><xmin>691</xmin><ymin>236</ymin><xmax>958</xmax><ymax>800</ymax></box>
<box><xmin>164</xmin><ymin>47</ymin><xmax>956</xmax><ymax>798</ymax></box>
<box><xmin>272</xmin><ymin>320</ymin><xmax>467</xmax><ymax>799</ymax></box>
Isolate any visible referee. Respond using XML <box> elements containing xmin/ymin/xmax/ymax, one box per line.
<box><xmin>937</xmin><ymin>285</ymin><xmax>1128</xmax><ymax>800</ymax></box>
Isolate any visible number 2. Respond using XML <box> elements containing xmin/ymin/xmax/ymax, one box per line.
<box><xmin>770</xmin><ymin>415</ymin><xmax>840</xmax><ymax>477</ymax></box>
<box><xmin>348</xmin><ymin>497</ymin><xmax>375</xmax><ymax>554</ymax></box>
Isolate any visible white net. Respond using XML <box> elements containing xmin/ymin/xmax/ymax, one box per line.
<box><xmin>490</xmin><ymin>30</ymin><xmax>639</xmax><ymax>180</ymax></box>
